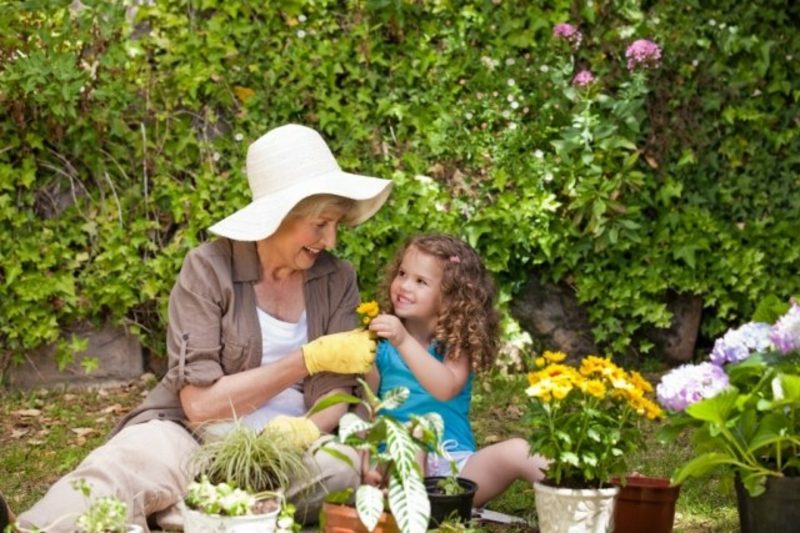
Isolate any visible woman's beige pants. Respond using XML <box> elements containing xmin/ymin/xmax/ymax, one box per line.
<box><xmin>17</xmin><ymin>420</ymin><xmax>359</xmax><ymax>532</ymax></box>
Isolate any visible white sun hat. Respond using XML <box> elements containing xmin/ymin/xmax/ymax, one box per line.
<box><xmin>209</xmin><ymin>124</ymin><xmax>393</xmax><ymax>241</ymax></box>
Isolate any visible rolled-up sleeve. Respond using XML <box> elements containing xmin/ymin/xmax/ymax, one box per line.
<box><xmin>303</xmin><ymin>260</ymin><xmax>362</xmax><ymax>406</ymax></box>
<box><xmin>162</xmin><ymin>249</ymin><xmax>226</xmax><ymax>391</ymax></box>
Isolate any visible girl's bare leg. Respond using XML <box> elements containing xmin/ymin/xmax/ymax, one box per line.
<box><xmin>459</xmin><ymin>438</ymin><xmax>548</xmax><ymax>507</ymax></box>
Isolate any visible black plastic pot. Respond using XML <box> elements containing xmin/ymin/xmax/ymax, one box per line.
<box><xmin>735</xmin><ymin>475</ymin><xmax>800</xmax><ymax>533</ymax></box>
<box><xmin>424</xmin><ymin>476</ymin><xmax>478</xmax><ymax>527</ymax></box>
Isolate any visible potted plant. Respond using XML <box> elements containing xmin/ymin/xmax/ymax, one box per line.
<box><xmin>424</xmin><ymin>460</ymin><xmax>478</xmax><ymax>527</ymax></box>
<box><xmin>657</xmin><ymin>300</ymin><xmax>800</xmax><ymax>533</ymax></box>
<box><xmin>611</xmin><ymin>474</ymin><xmax>681</xmax><ymax>533</ymax></box>
<box><xmin>311</xmin><ymin>379</ymin><xmax>444</xmax><ymax>533</ymax></box>
<box><xmin>524</xmin><ymin>350</ymin><xmax>663</xmax><ymax>533</ymax></box>
<box><xmin>182</xmin><ymin>421</ymin><xmax>307</xmax><ymax>532</ymax></box>
<box><xmin>70</xmin><ymin>479</ymin><xmax>143</xmax><ymax>533</ymax></box>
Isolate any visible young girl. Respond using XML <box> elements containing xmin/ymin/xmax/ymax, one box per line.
<box><xmin>365</xmin><ymin>234</ymin><xmax>548</xmax><ymax>507</ymax></box>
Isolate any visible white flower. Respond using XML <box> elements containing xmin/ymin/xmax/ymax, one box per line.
<box><xmin>787</xmin><ymin>55</ymin><xmax>794</xmax><ymax>61</ymax></box>
<box><xmin>234</xmin><ymin>133</ymin><xmax>244</xmax><ymax>142</ymax></box>
<box><xmin>508</xmin><ymin>122</ymin><xmax>517</xmax><ymax>130</ymax></box>
<box><xmin>212</xmin><ymin>152</ymin><xmax>221</xmax><ymax>162</ymax></box>
<box><xmin>692</xmin><ymin>59</ymin><xmax>699</xmax><ymax>68</ymax></box>
<box><xmin>298</xmin><ymin>14</ymin><xmax>307</xmax><ymax>22</ymax></box>
<box><xmin>534</xmin><ymin>149</ymin><xmax>544</xmax><ymax>159</ymax></box>
<box><xmin>434</xmin><ymin>201</ymin><xmax>447</xmax><ymax>213</ymax></box>
<box><xmin>505</xmin><ymin>57</ymin><xmax>516</xmax><ymax>66</ymax></box>
<box><xmin>709</xmin><ymin>19</ymin><xmax>716</xmax><ymax>26</ymax></box>
<box><xmin>772</xmin><ymin>376</ymin><xmax>784</xmax><ymax>401</ymax></box>
<box><xmin>296</xmin><ymin>29</ymin><xmax>306</xmax><ymax>38</ymax></box>
<box><xmin>506</xmin><ymin>94</ymin><xmax>515</xmax><ymax>102</ymax></box>
<box><xmin>510</xmin><ymin>101</ymin><xmax>519</xmax><ymax>109</ymax></box>
<box><xmin>539</xmin><ymin>64</ymin><xmax>549</xmax><ymax>73</ymax></box>
<box><xmin>543</xmin><ymin>172</ymin><xmax>554</xmax><ymax>182</ymax></box>
<box><xmin>507</xmin><ymin>78</ymin><xmax>516</xmax><ymax>86</ymax></box>
<box><xmin>413</xmin><ymin>175</ymin><xmax>434</xmax><ymax>184</ymax></box>
<box><xmin>480</xmin><ymin>56</ymin><xmax>499</xmax><ymax>70</ymax></box>
<box><xmin>501</xmin><ymin>110</ymin><xmax>510</xmax><ymax>119</ymax></box>
<box><xmin>465</xmin><ymin>112</ymin><xmax>474</xmax><ymax>120</ymax></box>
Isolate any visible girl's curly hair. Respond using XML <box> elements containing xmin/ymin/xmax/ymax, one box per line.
<box><xmin>379</xmin><ymin>234</ymin><xmax>500</xmax><ymax>371</ymax></box>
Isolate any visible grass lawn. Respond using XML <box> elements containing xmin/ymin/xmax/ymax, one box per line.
<box><xmin>1</xmin><ymin>372</ymin><xmax>737</xmax><ymax>531</ymax></box>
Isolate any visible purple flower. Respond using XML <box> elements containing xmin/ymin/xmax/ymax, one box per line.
<box><xmin>553</xmin><ymin>23</ymin><xmax>582</xmax><ymax>48</ymax></box>
<box><xmin>572</xmin><ymin>69</ymin><xmax>595</xmax><ymax>87</ymax></box>
<box><xmin>657</xmin><ymin>362</ymin><xmax>730</xmax><ymax>412</ymax></box>
<box><xmin>710</xmin><ymin>322</ymin><xmax>772</xmax><ymax>365</ymax></box>
<box><xmin>770</xmin><ymin>304</ymin><xmax>800</xmax><ymax>354</ymax></box>
<box><xmin>625</xmin><ymin>39</ymin><xmax>662</xmax><ymax>71</ymax></box>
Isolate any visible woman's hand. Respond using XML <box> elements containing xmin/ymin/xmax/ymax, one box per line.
<box><xmin>302</xmin><ymin>328</ymin><xmax>376</xmax><ymax>374</ymax></box>
<box><xmin>369</xmin><ymin>314</ymin><xmax>408</xmax><ymax>347</ymax></box>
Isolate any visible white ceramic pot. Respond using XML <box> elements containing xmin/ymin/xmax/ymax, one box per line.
<box><xmin>533</xmin><ymin>481</ymin><xmax>620</xmax><ymax>533</ymax></box>
<box><xmin>126</xmin><ymin>526</ymin><xmax>144</xmax><ymax>533</ymax></box>
<box><xmin>181</xmin><ymin>501</ymin><xmax>280</xmax><ymax>533</ymax></box>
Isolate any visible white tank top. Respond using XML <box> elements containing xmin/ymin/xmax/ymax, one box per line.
<box><xmin>238</xmin><ymin>307</ymin><xmax>308</xmax><ymax>431</ymax></box>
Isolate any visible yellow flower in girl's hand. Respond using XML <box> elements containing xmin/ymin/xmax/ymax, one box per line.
<box><xmin>356</xmin><ymin>300</ymin><xmax>380</xmax><ymax>326</ymax></box>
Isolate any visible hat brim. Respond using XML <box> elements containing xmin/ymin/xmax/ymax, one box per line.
<box><xmin>208</xmin><ymin>171</ymin><xmax>393</xmax><ymax>241</ymax></box>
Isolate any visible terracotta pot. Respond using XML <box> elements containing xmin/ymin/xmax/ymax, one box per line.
<box><xmin>533</xmin><ymin>481</ymin><xmax>619</xmax><ymax>533</ymax></box>
<box><xmin>321</xmin><ymin>502</ymin><xmax>398</xmax><ymax>533</ymax></box>
<box><xmin>735</xmin><ymin>474</ymin><xmax>800</xmax><ymax>533</ymax></box>
<box><xmin>424</xmin><ymin>476</ymin><xmax>478</xmax><ymax>526</ymax></box>
<box><xmin>612</xmin><ymin>476</ymin><xmax>680</xmax><ymax>533</ymax></box>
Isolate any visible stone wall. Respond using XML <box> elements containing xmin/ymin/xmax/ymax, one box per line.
<box><xmin>7</xmin><ymin>325</ymin><xmax>144</xmax><ymax>389</ymax></box>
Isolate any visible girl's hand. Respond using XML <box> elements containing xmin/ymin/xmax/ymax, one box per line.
<box><xmin>369</xmin><ymin>314</ymin><xmax>408</xmax><ymax>347</ymax></box>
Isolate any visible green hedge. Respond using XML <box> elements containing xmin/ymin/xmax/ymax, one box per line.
<box><xmin>1</xmin><ymin>0</ymin><xmax>798</xmax><ymax>372</ymax></box>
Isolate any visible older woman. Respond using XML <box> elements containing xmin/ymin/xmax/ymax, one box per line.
<box><xmin>14</xmin><ymin>124</ymin><xmax>393</xmax><ymax>532</ymax></box>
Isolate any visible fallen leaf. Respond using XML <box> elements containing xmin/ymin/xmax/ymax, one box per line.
<box><xmin>100</xmin><ymin>404</ymin><xmax>125</xmax><ymax>415</ymax></box>
<box><xmin>484</xmin><ymin>434</ymin><xmax>501</xmax><ymax>444</ymax></box>
<box><xmin>11</xmin><ymin>429</ymin><xmax>29</xmax><ymax>439</ymax></box>
<box><xmin>11</xmin><ymin>409</ymin><xmax>41</xmax><ymax>417</ymax></box>
<box><xmin>63</xmin><ymin>393</ymin><xmax>77</xmax><ymax>402</ymax></box>
<box><xmin>233</xmin><ymin>86</ymin><xmax>255</xmax><ymax>103</ymax></box>
<box><xmin>506</xmin><ymin>404</ymin><xmax>523</xmax><ymax>419</ymax></box>
<box><xmin>72</xmin><ymin>427</ymin><xmax>95</xmax><ymax>438</ymax></box>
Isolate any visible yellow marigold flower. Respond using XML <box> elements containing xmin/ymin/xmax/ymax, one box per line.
<box><xmin>526</xmin><ymin>381</ymin><xmax>555</xmax><ymax>402</ymax></box>
<box><xmin>582</xmin><ymin>379</ymin><xmax>606</xmax><ymax>399</ymax></box>
<box><xmin>535</xmin><ymin>357</ymin><xmax>546</xmax><ymax>368</ymax></box>
<box><xmin>579</xmin><ymin>355</ymin><xmax>610</xmax><ymax>376</ymax></box>
<box><xmin>552</xmin><ymin>383</ymin><xmax>572</xmax><ymax>400</ymax></box>
<box><xmin>629</xmin><ymin>371</ymin><xmax>654</xmax><ymax>393</ymax></box>
<box><xmin>543</xmin><ymin>350</ymin><xmax>567</xmax><ymax>363</ymax></box>
<box><xmin>356</xmin><ymin>300</ymin><xmax>380</xmax><ymax>318</ymax></box>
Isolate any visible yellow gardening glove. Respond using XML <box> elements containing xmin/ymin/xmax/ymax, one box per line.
<box><xmin>263</xmin><ymin>415</ymin><xmax>320</xmax><ymax>450</ymax></box>
<box><xmin>302</xmin><ymin>328</ymin><xmax>376</xmax><ymax>375</ymax></box>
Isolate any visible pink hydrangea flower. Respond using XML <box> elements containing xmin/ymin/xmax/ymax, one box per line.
<box><xmin>572</xmin><ymin>69</ymin><xmax>595</xmax><ymax>87</ymax></box>
<box><xmin>553</xmin><ymin>23</ymin><xmax>582</xmax><ymax>48</ymax></box>
<box><xmin>770</xmin><ymin>303</ymin><xmax>800</xmax><ymax>354</ymax></box>
<box><xmin>625</xmin><ymin>39</ymin><xmax>662</xmax><ymax>71</ymax></box>
<box><xmin>657</xmin><ymin>362</ymin><xmax>729</xmax><ymax>412</ymax></box>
